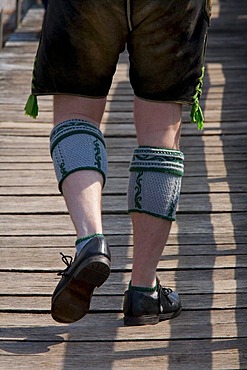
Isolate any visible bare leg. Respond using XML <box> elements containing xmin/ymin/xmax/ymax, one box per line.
<box><xmin>131</xmin><ymin>96</ymin><xmax>182</xmax><ymax>288</ymax></box>
<box><xmin>50</xmin><ymin>95</ymin><xmax>112</xmax><ymax>324</ymax></box>
<box><xmin>53</xmin><ymin>95</ymin><xmax>107</xmax><ymax>240</ymax></box>
<box><xmin>54</xmin><ymin>95</ymin><xmax>106</xmax><ymax>126</ymax></box>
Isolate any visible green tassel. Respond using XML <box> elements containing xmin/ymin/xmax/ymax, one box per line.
<box><xmin>190</xmin><ymin>66</ymin><xmax>205</xmax><ymax>130</ymax></box>
<box><xmin>190</xmin><ymin>100</ymin><xmax>204</xmax><ymax>130</ymax></box>
<box><xmin>24</xmin><ymin>94</ymin><xmax>39</xmax><ymax>119</ymax></box>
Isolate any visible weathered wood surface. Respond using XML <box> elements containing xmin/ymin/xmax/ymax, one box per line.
<box><xmin>0</xmin><ymin>1</ymin><xmax>247</xmax><ymax>369</ymax></box>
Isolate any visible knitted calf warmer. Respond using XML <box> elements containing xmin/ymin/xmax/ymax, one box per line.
<box><xmin>128</xmin><ymin>146</ymin><xmax>184</xmax><ymax>221</ymax></box>
<box><xmin>50</xmin><ymin>119</ymin><xmax>108</xmax><ymax>192</ymax></box>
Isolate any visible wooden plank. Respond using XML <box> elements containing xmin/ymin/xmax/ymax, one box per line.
<box><xmin>1</xmin><ymin>134</ymin><xmax>246</xmax><ymax>148</ymax></box>
<box><xmin>1</xmin><ymin>234</ymin><xmax>246</xmax><ymax>248</ymax></box>
<box><xmin>1</xmin><ymin>170</ymin><xmax>244</xmax><ymax>191</ymax></box>
<box><xmin>0</xmin><ymin>213</ymin><xmax>247</xmax><ymax>236</ymax></box>
<box><xmin>1</xmin><ymin>159</ymin><xmax>247</xmax><ymax>174</ymax></box>
<box><xmin>0</xmin><ymin>310</ymin><xmax>246</xmax><ymax>341</ymax></box>
<box><xmin>1</xmin><ymin>176</ymin><xmax>247</xmax><ymax>195</ymax></box>
<box><xmin>1</xmin><ymin>154</ymin><xmax>246</xmax><ymax>164</ymax></box>
<box><xmin>1</xmin><ymin>247</ymin><xmax>247</xmax><ymax>271</ymax></box>
<box><xmin>0</xmin><ymin>338</ymin><xmax>246</xmax><ymax>370</ymax></box>
<box><xmin>0</xmin><ymin>269</ymin><xmax>246</xmax><ymax>295</ymax></box>
<box><xmin>0</xmin><ymin>193</ymin><xmax>246</xmax><ymax>213</ymax></box>
<box><xmin>2</xmin><ymin>292</ymin><xmax>247</xmax><ymax>312</ymax></box>
<box><xmin>1</xmin><ymin>148</ymin><xmax>247</xmax><ymax>160</ymax></box>
<box><xmin>0</xmin><ymin>110</ymin><xmax>246</xmax><ymax>125</ymax></box>
<box><xmin>0</xmin><ymin>124</ymin><xmax>246</xmax><ymax>140</ymax></box>
<box><xmin>0</xmin><ymin>152</ymin><xmax>246</xmax><ymax>163</ymax></box>
<box><xmin>0</xmin><ymin>133</ymin><xmax>241</xmax><ymax>150</ymax></box>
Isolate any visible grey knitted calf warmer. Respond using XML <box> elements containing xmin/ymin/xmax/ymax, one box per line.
<box><xmin>128</xmin><ymin>146</ymin><xmax>184</xmax><ymax>221</ymax></box>
<box><xmin>50</xmin><ymin>119</ymin><xmax>107</xmax><ymax>192</ymax></box>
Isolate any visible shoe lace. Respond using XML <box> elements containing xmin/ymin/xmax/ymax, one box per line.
<box><xmin>57</xmin><ymin>252</ymin><xmax>73</xmax><ymax>276</ymax></box>
<box><xmin>162</xmin><ymin>287</ymin><xmax>173</xmax><ymax>305</ymax></box>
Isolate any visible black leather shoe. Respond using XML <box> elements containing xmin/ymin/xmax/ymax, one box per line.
<box><xmin>123</xmin><ymin>279</ymin><xmax>182</xmax><ymax>326</ymax></box>
<box><xmin>51</xmin><ymin>236</ymin><xmax>111</xmax><ymax>323</ymax></box>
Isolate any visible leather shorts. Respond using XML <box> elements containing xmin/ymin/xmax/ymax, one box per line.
<box><xmin>32</xmin><ymin>0</ymin><xmax>211</xmax><ymax>104</ymax></box>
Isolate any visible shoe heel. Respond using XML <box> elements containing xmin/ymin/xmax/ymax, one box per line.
<box><xmin>74</xmin><ymin>255</ymin><xmax>111</xmax><ymax>287</ymax></box>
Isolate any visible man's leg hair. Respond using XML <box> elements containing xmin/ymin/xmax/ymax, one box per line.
<box><xmin>128</xmin><ymin>146</ymin><xmax>184</xmax><ymax>221</ymax></box>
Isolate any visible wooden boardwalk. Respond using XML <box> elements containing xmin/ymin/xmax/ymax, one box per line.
<box><xmin>0</xmin><ymin>1</ymin><xmax>247</xmax><ymax>369</ymax></box>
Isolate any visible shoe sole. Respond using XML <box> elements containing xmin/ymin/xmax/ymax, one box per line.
<box><xmin>51</xmin><ymin>255</ymin><xmax>111</xmax><ymax>323</ymax></box>
<box><xmin>124</xmin><ymin>307</ymin><xmax>182</xmax><ymax>326</ymax></box>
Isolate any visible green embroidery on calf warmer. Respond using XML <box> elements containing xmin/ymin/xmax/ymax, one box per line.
<box><xmin>50</xmin><ymin>120</ymin><xmax>106</xmax><ymax>156</ymax></box>
<box><xmin>134</xmin><ymin>171</ymin><xmax>143</xmax><ymax>209</ymax></box>
<box><xmin>167</xmin><ymin>177</ymin><xmax>181</xmax><ymax>219</ymax></box>
<box><xmin>128</xmin><ymin>147</ymin><xmax>184</xmax><ymax>221</ymax></box>
<box><xmin>130</xmin><ymin>147</ymin><xmax>184</xmax><ymax>177</ymax></box>
<box><xmin>57</xmin><ymin>144</ymin><xmax>67</xmax><ymax>178</ymax></box>
<box><xmin>93</xmin><ymin>139</ymin><xmax>102</xmax><ymax>169</ymax></box>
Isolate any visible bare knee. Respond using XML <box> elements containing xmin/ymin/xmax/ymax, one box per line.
<box><xmin>134</xmin><ymin>96</ymin><xmax>182</xmax><ymax>149</ymax></box>
<box><xmin>53</xmin><ymin>95</ymin><xmax>107</xmax><ymax>127</ymax></box>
